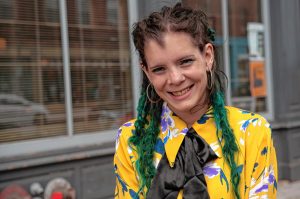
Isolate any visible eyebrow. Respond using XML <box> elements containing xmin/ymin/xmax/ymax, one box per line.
<box><xmin>178</xmin><ymin>55</ymin><xmax>195</xmax><ymax>61</ymax></box>
<box><xmin>148</xmin><ymin>64</ymin><xmax>165</xmax><ymax>70</ymax></box>
<box><xmin>176</xmin><ymin>55</ymin><xmax>196</xmax><ymax>63</ymax></box>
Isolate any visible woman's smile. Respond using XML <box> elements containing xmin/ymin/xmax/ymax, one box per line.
<box><xmin>169</xmin><ymin>84</ymin><xmax>194</xmax><ymax>97</ymax></box>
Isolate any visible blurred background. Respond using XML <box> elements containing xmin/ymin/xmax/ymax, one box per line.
<box><xmin>0</xmin><ymin>0</ymin><xmax>299</xmax><ymax>198</ymax></box>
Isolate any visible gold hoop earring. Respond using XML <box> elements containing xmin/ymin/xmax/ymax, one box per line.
<box><xmin>207</xmin><ymin>70</ymin><xmax>213</xmax><ymax>90</ymax></box>
<box><xmin>146</xmin><ymin>84</ymin><xmax>161</xmax><ymax>103</ymax></box>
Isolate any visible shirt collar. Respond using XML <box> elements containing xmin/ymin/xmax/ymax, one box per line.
<box><xmin>159</xmin><ymin>102</ymin><xmax>222</xmax><ymax>167</ymax></box>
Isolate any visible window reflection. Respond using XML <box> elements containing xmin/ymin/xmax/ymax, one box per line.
<box><xmin>0</xmin><ymin>93</ymin><xmax>49</xmax><ymax>127</ymax></box>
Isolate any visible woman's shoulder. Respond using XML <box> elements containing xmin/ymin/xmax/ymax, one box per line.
<box><xmin>226</xmin><ymin>106</ymin><xmax>269</xmax><ymax>123</ymax></box>
<box><xmin>115</xmin><ymin>119</ymin><xmax>137</xmax><ymax>151</ymax></box>
<box><xmin>225</xmin><ymin>106</ymin><xmax>273</xmax><ymax>153</ymax></box>
<box><xmin>117</xmin><ymin>119</ymin><xmax>137</xmax><ymax>139</ymax></box>
<box><xmin>225</xmin><ymin>106</ymin><xmax>271</xmax><ymax>135</ymax></box>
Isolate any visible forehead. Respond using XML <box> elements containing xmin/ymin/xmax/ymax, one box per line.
<box><xmin>145</xmin><ymin>31</ymin><xmax>196</xmax><ymax>49</ymax></box>
<box><xmin>144</xmin><ymin>32</ymin><xmax>198</xmax><ymax>63</ymax></box>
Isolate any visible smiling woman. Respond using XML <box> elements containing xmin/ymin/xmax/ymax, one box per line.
<box><xmin>113</xmin><ymin>3</ymin><xmax>278</xmax><ymax>199</ymax></box>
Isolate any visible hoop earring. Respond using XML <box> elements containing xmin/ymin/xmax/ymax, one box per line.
<box><xmin>146</xmin><ymin>84</ymin><xmax>161</xmax><ymax>103</ymax></box>
<box><xmin>207</xmin><ymin>70</ymin><xmax>213</xmax><ymax>90</ymax></box>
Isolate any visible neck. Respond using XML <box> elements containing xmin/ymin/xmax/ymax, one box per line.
<box><xmin>187</xmin><ymin>103</ymin><xmax>209</xmax><ymax>127</ymax></box>
<box><xmin>171</xmin><ymin>102</ymin><xmax>210</xmax><ymax>128</ymax></box>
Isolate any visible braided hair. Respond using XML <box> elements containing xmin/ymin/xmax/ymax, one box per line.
<box><xmin>130</xmin><ymin>3</ymin><xmax>241</xmax><ymax>198</ymax></box>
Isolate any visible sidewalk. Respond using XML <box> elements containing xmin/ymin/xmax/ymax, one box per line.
<box><xmin>278</xmin><ymin>180</ymin><xmax>300</xmax><ymax>199</ymax></box>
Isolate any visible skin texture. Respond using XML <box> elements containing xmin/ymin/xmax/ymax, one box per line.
<box><xmin>143</xmin><ymin>31</ymin><xmax>214</xmax><ymax>127</ymax></box>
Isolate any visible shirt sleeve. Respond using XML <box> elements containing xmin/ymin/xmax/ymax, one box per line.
<box><xmin>114</xmin><ymin>124</ymin><xmax>141</xmax><ymax>199</ymax></box>
<box><xmin>246</xmin><ymin>120</ymin><xmax>278</xmax><ymax>198</ymax></box>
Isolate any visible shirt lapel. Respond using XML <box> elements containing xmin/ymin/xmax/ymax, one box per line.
<box><xmin>160</xmin><ymin>103</ymin><xmax>222</xmax><ymax>168</ymax></box>
<box><xmin>160</xmin><ymin>102</ymin><xmax>188</xmax><ymax>167</ymax></box>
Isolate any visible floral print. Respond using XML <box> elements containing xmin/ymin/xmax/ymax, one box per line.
<box><xmin>114</xmin><ymin>105</ymin><xmax>278</xmax><ymax>198</ymax></box>
<box><xmin>115</xmin><ymin>122</ymin><xmax>133</xmax><ymax>151</ymax></box>
<box><xmin>203</xmin><ymin>162</ymin><xmax>221</xmax><ymax>178</ymax></box>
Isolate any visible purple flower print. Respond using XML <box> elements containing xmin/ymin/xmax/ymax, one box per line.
<box><xmin>203</xmin><ymin>163</ymin><xmax>220</xmax><ymax>178</ymax></box>
<box><xmin>161</xmin><ymin>117</ymin><xmax>168</xmax><ymax>132</ymax></box>
<box><xmin>123</xmin><ymin>122</ymin><xmax>132</xmax><ymax>127</ymax></box>
<box><xmin>269</xmin><ymin>173</ymin><xmax>275</xmax><ymax>184</ymax></box>
<box><xmin>181</xmin><ymin>128</ymin><xmax>188</xmax><ymax>135</ymax></box>
<box><xmin>255</xmin><ymin>184</ymin><xmax>268</xmax><ymax>193</ymax></box>
<box><xmin>116</xmin><ymin>128</ymin><xmax>122</xmax><ymax>142</ymax></box>
<box><xmin>161</xmin><ymin>103</ymin><xmax>170</xmax><ymax>132</ymax></box>
<box><xmin>115</xmin><ymin>128</ymin><xmax>122</xmax><ymax>150</ymax></box>
<box><xmin>161</xmin><ymin>103</ymin><xmax>168</xmax><ymax>115</ymax></box>
<box><xmin>167</xmin><ymin>117</ymin><xmax>173</xmax><ymax>126</ymax></box>
<box><xmin>160</xmin><ymin>103</ymin><xmax>174</xmax><ymax>132</ymax></box>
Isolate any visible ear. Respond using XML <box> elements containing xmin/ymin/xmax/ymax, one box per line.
<box><xmin>141</xmin><ymin>63</ymin><xmax>151</xmax><ymax>81</ymax></box>
<box><xmin>203</xmin><ymin>43</ymin><xmax>214</xmax><ymax>71</ymax></box>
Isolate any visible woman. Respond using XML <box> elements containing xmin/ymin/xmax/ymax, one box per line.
<box><xmin>114</xmin><ymin>3</ymin><xmax>277</xmax><ymax>199</ymax></box>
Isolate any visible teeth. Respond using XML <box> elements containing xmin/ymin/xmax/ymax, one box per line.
<box><xmin>172</xmin><ymin>87</ymin><xmax>191</xmax><ymax>96</ymax></box>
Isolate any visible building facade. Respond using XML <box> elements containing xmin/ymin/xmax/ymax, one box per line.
<box><xmin>0</xmin><ymin>0</ymin><xmax>299</xmax><ymax>198</ymax></box>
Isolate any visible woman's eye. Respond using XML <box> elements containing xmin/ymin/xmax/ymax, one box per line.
<box><xmin>152</xmin><ymin>67</ymin><xmax>165</xmax><ymax>73</ymax></box>
<box><xmin>180</xmin><ymin>59</ymin><xmax>194</xmax><ymax>66</ymax></box>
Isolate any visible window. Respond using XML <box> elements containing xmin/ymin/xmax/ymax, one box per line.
<box><xmin>68</xmin><ymin>0</ymin><xmax>133</xmax><ymax>134</ymax></box>
<box><xmin>228</xmin><ymin>0</ymin><xmax>270</xmax><ymax>113</ymax></box>
<box><xmin>106</xmin><ymin>0</ymin><xmax>118</xmax><ymax>24</ymax></box>
<box><xmin>76</xmin><ymin>0</ymin><xmax>90</xmax><ymax>25</ymax></box>
<box><xmin>43</xmin><ymin>0</ymin><xmax>60</xmax><ymax>22</ymax></box>
<box><xmin>0</xmin><ymin>0</ymin><xmax>13</xmax><ymax>20</ymax></box>
<box><xmin>0</xmin><ymin>0</ymin><xmax>132</xmax><ymax>143</ymax></box>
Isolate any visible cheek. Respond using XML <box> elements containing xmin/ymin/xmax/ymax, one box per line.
<box><xmin>152</xmin><ymin>81</ymin><xmax>165</xmax><ymax>92</ymax></box>
<box><xmin>148</xmin><ymin>76</ymin><xmax>165</xmax><ymax>91</ymax></box>
<box><xmin>190</xmin><ymin>70</ymin><xmax>207</xmax><ymax>84</ymax></box>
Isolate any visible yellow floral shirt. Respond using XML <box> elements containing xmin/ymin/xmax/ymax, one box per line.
<box><xmin>114</xmin><ymin>103</ymin><xmax>278</xmax><ymax>198</ymax></box>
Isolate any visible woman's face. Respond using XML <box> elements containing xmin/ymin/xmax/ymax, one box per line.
<box><xmin>143</xmin><ymin>31</ymin><xmax>214</xmax><ymax>115</ymax></box>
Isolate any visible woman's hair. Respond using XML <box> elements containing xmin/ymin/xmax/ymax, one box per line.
<box><xmin>129</xmin><ymin>3</ymin><xmax>240</xmax><ymax>198</ymax></box>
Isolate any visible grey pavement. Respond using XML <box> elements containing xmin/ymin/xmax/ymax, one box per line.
<box><xmin>278</xmin><ymin>180</ymin><xmax>300</xmax><ymax>199</ymax></box>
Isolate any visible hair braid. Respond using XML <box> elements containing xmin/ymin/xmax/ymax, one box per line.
<box><xmin>211</xmin><ymin>91</ymin><xmax>240</xmax><ymax>199</ymax></box>
<box><xmin>129</xmin><ymin>76</ymin><xmax>163</xmax><ymax>196</ymax></box>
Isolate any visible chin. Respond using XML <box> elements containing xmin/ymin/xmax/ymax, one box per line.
<box><xmin>168</xmin><ymin>101</ymin><xmax>194</xmax><ymax>113</ymax></box>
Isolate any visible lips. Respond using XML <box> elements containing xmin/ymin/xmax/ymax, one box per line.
<box><xmin>170</xmin><ymin>85</ymin><xmax>194</xmax><ymax>96</ymax></box>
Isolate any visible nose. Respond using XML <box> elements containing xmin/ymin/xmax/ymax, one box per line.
<box><xmin>168</xmin><ymin>68</ymin><xmax>185</xmax><ymax>85</ymax></box>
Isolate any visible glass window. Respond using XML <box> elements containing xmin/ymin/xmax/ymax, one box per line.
<box><xmin>68</xmin><ymin>0</ymin><xmax>133</xmax><ymax>134</ymax></box>
<box><xmin>43</xmin><ymin>0</ymin><xmax>60</xmax><ymax>22</ymax></box>
<box><xmin>76</xmin><ymin>0</ymin><xmax>90</xmax><ymax>25</ymax></box>
<box><xmin>0</xmin><ymin>0</ymin><xmax>14</xmax><ymax>20</ymax></box>
<box><xmin>106</xmin><ymin>0</ymin><xmax>118</xmax><ymax>24</ymax></box>
<box><xmin>0</xmin><ymin>0</ymin><xmax>132</xmax><ymax>143</ymax></box>
<box><xmin>0</xmin><ymin>0</ymin><xmax>66</xmax><ymax>143</ymax></box>
<box><xmin>228</xmin><ymin>0</ymin><xmax>268</xmax><ymax>112</ymax></box>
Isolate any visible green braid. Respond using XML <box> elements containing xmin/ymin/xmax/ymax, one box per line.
<box><xmin>211</xmin><ymin>91</ymin><xmax>241</xmax><ymax>199</ymax></box>
<box><xmin>129</xmin><ymin>78</ymin><xmax>163</xmax><ymax>196</ymax></box>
